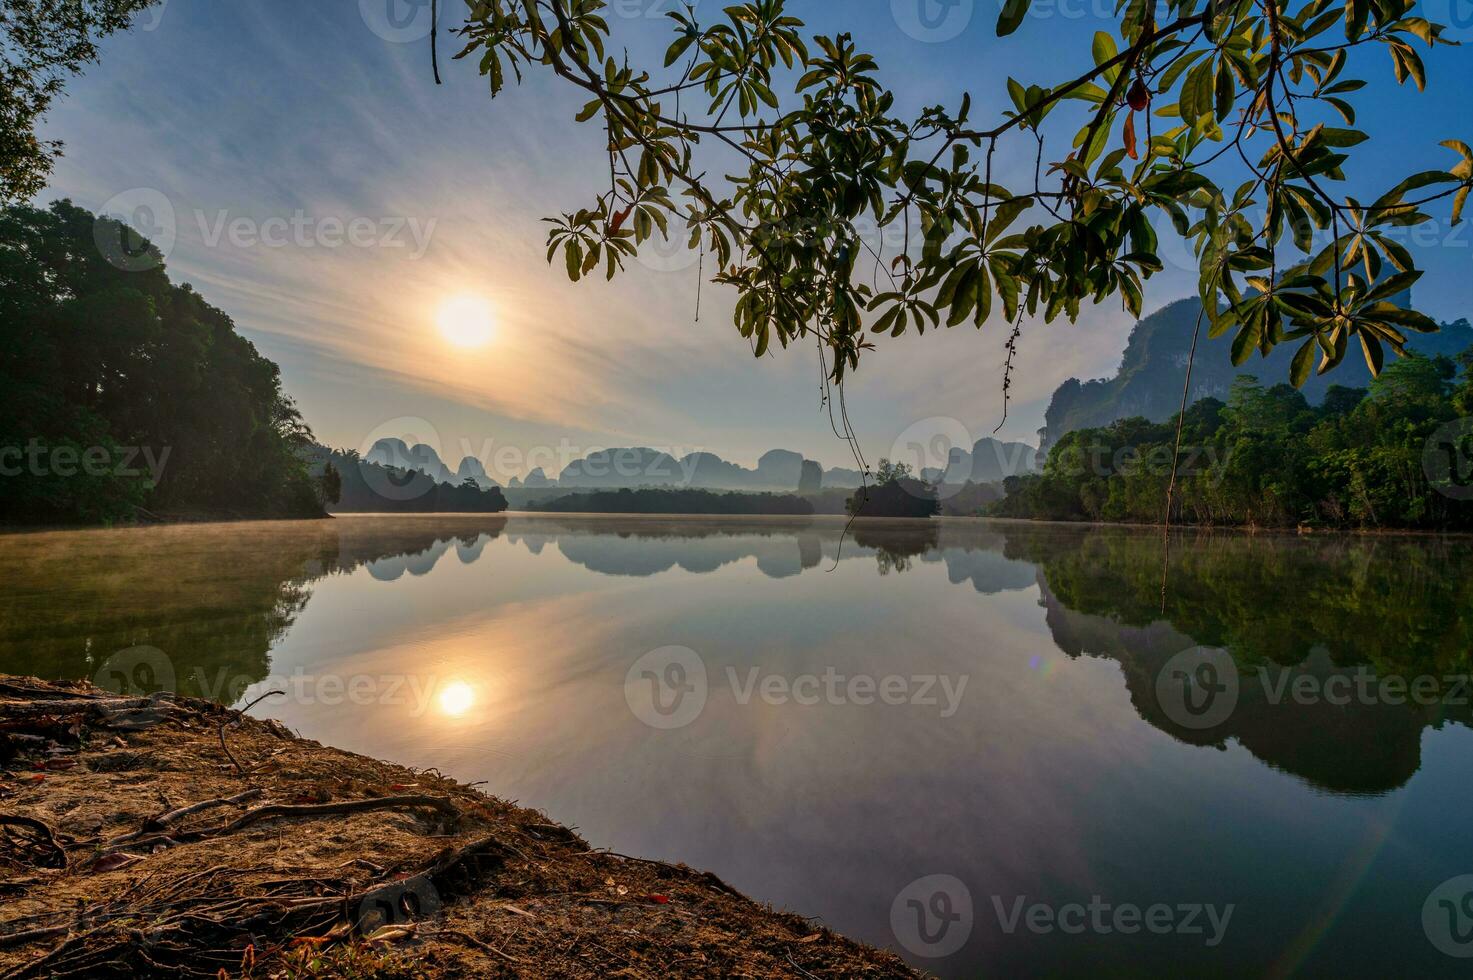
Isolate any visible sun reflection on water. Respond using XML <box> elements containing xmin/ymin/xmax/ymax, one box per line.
<box><xmin>436</xmin><ymin>679</ymin><xmax>475</xmax><ymax>717</ymax></box>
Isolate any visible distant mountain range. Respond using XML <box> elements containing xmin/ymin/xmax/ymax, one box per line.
<box><xmin>1040</xmin><ymin>294</ymin><xmax>1473</xmax><ymax>451</ymax></box>
<box><xmin>364</xmin><ymin>438</ymin><xmax>884</xmax><ymax>493</ymax></box>
<box><xmin>919</xmin><ymin>437</ymin><xmax>1040</xmax><ymax>484</ymax></box>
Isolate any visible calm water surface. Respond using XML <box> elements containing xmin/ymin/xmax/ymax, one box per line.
<box><xmin>3</xmin><ymin>515</ymin><xmax>1472</xmax><ymax>976</ymax></box>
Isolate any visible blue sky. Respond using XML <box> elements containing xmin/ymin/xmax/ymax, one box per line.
<box><xmin>36</xmin><ymin>0</ymin><xmax>1473</xmax><ymax>478</ymax></box>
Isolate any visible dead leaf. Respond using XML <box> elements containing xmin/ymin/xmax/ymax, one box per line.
<box><xmin>1127</xmin><ymin>77</ymin><xmax>1150</xmax><ymax>112</ymax></box>
<box><xmin>91</xmin><ymin>852</ymin><xmax>143</xmax><ymax>873</ymax></box>
<box><xmin>365</xmin><ymin>924</ymin><xmax>417</xmax><ymax>944</ymax></box>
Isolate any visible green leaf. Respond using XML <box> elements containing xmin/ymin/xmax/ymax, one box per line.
<box><xmin>1290</xmin><ymin>337</ymin><xmax>1315</xmax><ymax>388</ymax></box>
<box><xmin>946</xmin><ymin>264</ymin><xmax>980</xmax><ymax>326</ymax></box>
<box><xmin>1358</xmin><ymin>333</ymin><xmax>1383</xmax><ymax>375</ymax></box>
<box><xmin>986</xmin><ymin>198</ymin><xmax>1034</xmax><ymax>244</ymax></box>
<box><xmin>997</xmin><ymin>0</ymin><xmax>1032</xmax><ymax>37</ymax></box>
<box><xmin>1157</xmin><ymin>50</ymin><xmax>1205</xmax><ymax>92</ymax></box>
<box><xmin>1231</xmin><ymin>316</ymin><xmax>1262</xmax><ymax>365</ymax></box>
<box><xmin>1092</xmin><ymin>32</ymin><xmax>1119</xmax><ymax>82</ymax></box>
<box><xmin>1214</xmin><ymin>59</ymin><xmax>1234</xmax><ymax>121</ymax></box>
<box><xmin>1007</xmin><ymin>77</ymin><xmax>1028</xmax><ymax>116</ymax></box>
<box><xmin>664</xmin><ymin>33</ymin><xmax>696</xmax><ymax>67</ymax></box>
<box><xmin>1180</xmin><ymin>62</ymin><xmax>1213</xmax><ymax>123</ymax></box>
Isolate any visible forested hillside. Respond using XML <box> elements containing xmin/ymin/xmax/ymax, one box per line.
<box><xmin>1</xmin><ymin>202</ymin><xmax>329</xmax><ymax>523</ymax></box>
<box><xmin>996</xmin><ymin>351</ymin><xmax>1473</xmax><ymax>529</ymax></box>
<box><xmin>1041</xmin><ymin>298</ymin><xmax>1473</xmax><ymax>451</ymax></box>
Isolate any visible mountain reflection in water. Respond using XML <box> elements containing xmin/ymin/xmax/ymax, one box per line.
<box><xmin>3</xmin><ymin>515</ymin><xmax>1471</xmax><ymax>977</ymax></box>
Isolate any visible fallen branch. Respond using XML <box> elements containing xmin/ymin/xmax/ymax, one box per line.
<box><xmin>217</xmin><ymin>690</ymin><xmax>284</xmax><ymax>776</ymax></box>
<box><xmin>1</xmin><ymin>834</ymin><xmax>513</xmax><ymax>979</ymax></box>
<box><xmin>0</xmin><ymin>697</ymin><xmax>158</xmax><ymax>717</ymax></box>
<box><xmin>572</xmin><ymin>849</ymin><xmax>743</xmax><ymax>897</ymax></box>
<box><xmin>109</xmin><ymin>789</ymin><xmax>265</xmax><ymax>846</ymax></box>
<box><xmin>105</xmin><ymin>795</ymin><xmax>462</xmax><ymax>854</ymax></box>
<box><xmin>0</xmin><ymin>925</ymin><xmax>70</xmax><ymax>951</ymax></box>
<box><xmin>0</xmin><ymin>815</ymin><xmax>67</xmax><ymax>870</ymax></box>
<box><xmin>426</xmin><ymin>928</ymin><xmax>520</xmax><ymax>963</ymax></box>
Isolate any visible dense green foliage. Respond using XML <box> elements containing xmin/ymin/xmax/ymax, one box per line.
<box><xmin>1040</xmin><ymin>298</ymin><xmax>1473</xmax><ymax>450</ymax></box>
<box><xmin>321</xmin><ymin>449</ymin><xmax>510</xmax><ymax>513</ymax></box>
<box><xmin>936</xmin><ymin>480</ymin><xmax>1006</xmax><ymax>517</ymax></box>
<box><xmin>530</xmin><ymin>486</ymin><xmax>812</xmax><ymax>514</ymax></box>
<box><xmin>1</xmin><ymin>201</ymin><xmax>328</xmax><ymax>523</ymax></box>
<box><xmin>461</xmin><ymin>0</ymin><xmax>1470</xmax><ymax>392</ymax></box>
<box><xmin>846</xmin><ymin>460</ymin><xmax>942</xmax><ymax>518</ymax></box>
<box><xmin>1</xmin><ymin>1</ymin><xmax>159</xmax><ymax>201</ymax></box>
<box><xmin>993</xmin><ymin>348</ymin><xmax>1473</xmax><ymax>527</ymax></box>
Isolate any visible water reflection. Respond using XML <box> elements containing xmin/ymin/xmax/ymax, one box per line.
<box><xmin>2</xmin><ymin>516</ymin><xmax>1469</xmax><ymax>797</ymax></box>
<box><xmin>3</xmin><ymin>515</ymin><xmax>1471</xmax><ymax>975</ymax></box>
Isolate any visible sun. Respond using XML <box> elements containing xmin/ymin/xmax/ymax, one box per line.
<box><xmin>436</xmin><ymin>294</ymin><xmax>496</xmax><ymax>349</ymax></box>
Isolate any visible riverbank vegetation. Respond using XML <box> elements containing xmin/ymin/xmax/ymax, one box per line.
<box><xmin>991</xmin><ymin>349</ymin><xmax>1473</xmax><ymax>529</ymax></box>
<box><xmin>1</xmin><ymin>202</ymin><xmax>330</xmax><ymax>524</ymax></box>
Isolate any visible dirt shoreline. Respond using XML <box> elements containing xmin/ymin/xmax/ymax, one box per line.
<box><xmin>0</xmin><ymin>677</ymin><xmax>916</xmax><ymax>978</ymax></box>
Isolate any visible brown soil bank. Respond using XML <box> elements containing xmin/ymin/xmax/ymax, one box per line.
<box><xmin>0</xmin><ymin>677</ymin><xmax>916</xmax><ymax>979</ymax></box>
